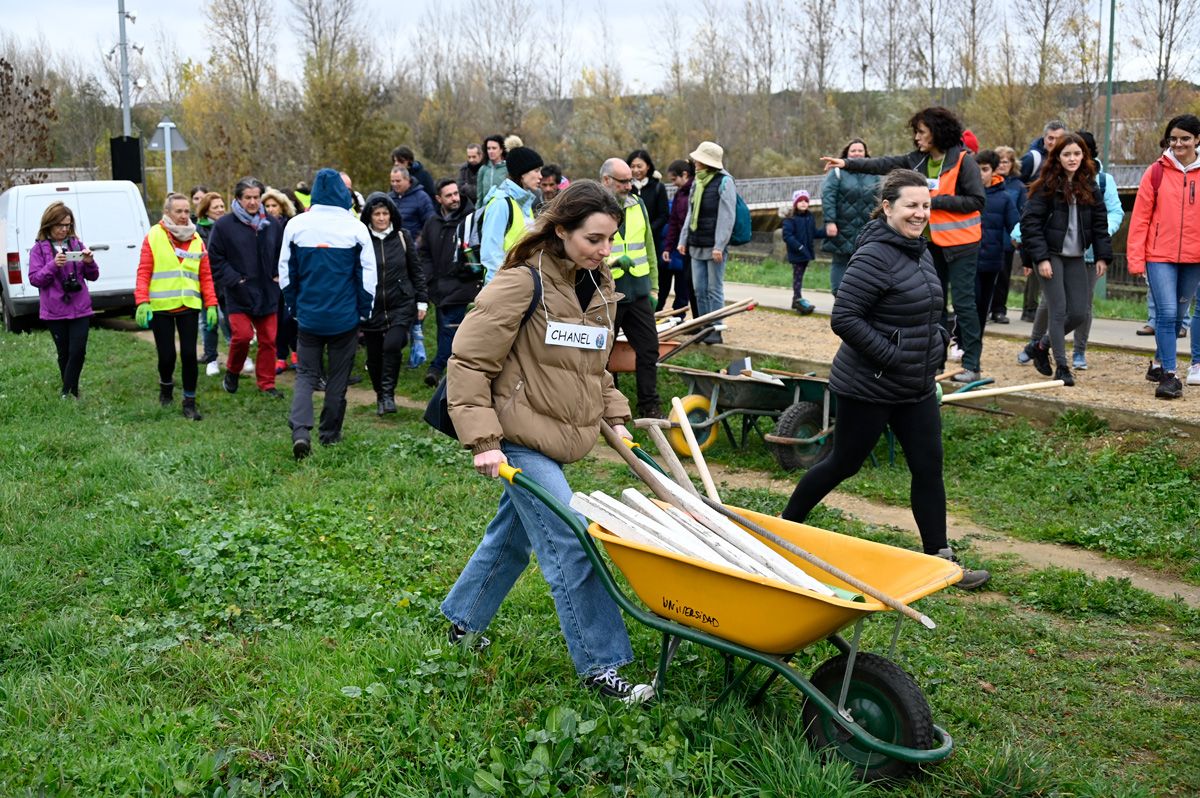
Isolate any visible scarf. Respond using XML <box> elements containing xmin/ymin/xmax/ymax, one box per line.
<box><xmin>161</xmin><ymin>217</ymin><xmax>197</xmax><ymax>241</ymax></box>
<box><xmin>371</xmin><ymin>224</ymin><xmax>393</xmax><ymax>240</ymax></box>
<box><xmin>632</xmin><ymin>176</ymin><xmax>649</xmax><ymax>191</ymax></box>
<box><xmin>689</xmin><ymin>168</ymin><xmax>718</xmax><ymax>231</ymax></box>
<box><xmin>232</xmin><ymin>199</ymin><xmax>270</xmax><ymax>230</ymax></box>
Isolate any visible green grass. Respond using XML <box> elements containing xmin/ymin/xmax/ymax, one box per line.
<box><xmin>1</xmin><ymin>326</ymin><xmax>1197</xmax><ymax>795</ymax></box>
<box><xmin>725</xmin><ymin>257</ymin><xmax>1148</xmax><ymax>321</ymax></box>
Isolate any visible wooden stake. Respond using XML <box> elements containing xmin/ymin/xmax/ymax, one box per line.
<box><xmin>940</xmin><ymin>380</ymin><xmax>1064</xmax><ymax>404</ymax></box>
<box><xmin>671</xmin><ymin>396</ymin><xmax>720</xmax><ymax>502</ymax></box>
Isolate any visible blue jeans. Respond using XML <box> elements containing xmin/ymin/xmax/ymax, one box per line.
<box><xmin>432</xmin><ymin>303</ymin><xmax>467</xmax><ymax>374</ymax></box>
<box><xmin>440</xmin><ymin>443</ymin><xmax>634</xmax><ymax>677</ymax></box>
<box><xmin>830</xmin><ymin>255</ymin><xmax>850</xmax><ymax>295</ymax></box>
<box><xmin>1146</xmin><ymin>278</ymin><xmax>1193</xmax><ymax>331</ymax></box>
<box><xmin>690</xmin><ymin>250</ymin><xmax>726</xmax><ymax>317</ymax></box>
<box><xmin>1146</xmin><ymin>262</ymin><xmax>1200</xmax><ymax>372</ymax></box>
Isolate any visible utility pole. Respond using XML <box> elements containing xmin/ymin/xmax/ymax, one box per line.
<box><xmin>1102</xmin><ymin>0</ymin><xmax>1116</xmax><ymax>165</ymax></box>
<box><xmin>117</xmin><ymin>0</ymin><xmax>134</xmax><ymax>137</ymax></box>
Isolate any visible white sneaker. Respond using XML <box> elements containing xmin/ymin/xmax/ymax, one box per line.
<box><xmin>948</xmin><ymin>345</ymin><xmax>963</xmax><ymax>362</ymax></box>
<box><xmin>243</xmin><ymin>359</ymin><xmax>255</xmax><ymax>375</ymax></box>
<box><xmin>1188</xmin><ymin>363</ymin><xmax>1200</xmax><ymax>386</ymax></box>
<box><xmin>205</xmin><ymin>361</ymin><xmax>220</xmax><ymax>377</ymax></box>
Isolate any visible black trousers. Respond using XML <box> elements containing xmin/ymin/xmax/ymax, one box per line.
<box><xmin>150</xmin><ymin>309</ymin><xmax>200</xmax><ymax>394</ymax></box>
<box><xmin>613</xmin><ymin>296</ymin><xmax>661</xmax><ymax>415</ymax></box>
<box><xmin>46</xmin><ymin>317</ymin><xmax>90</xmax><ymax>396</ymax></box>
<box><xmin>290</xmin><ymin>327</ymin><xmax>358</xmax><ymax>444</ymax></box>
<box><xmin>781</xmin><ymin>393</ymin><xmax>948</xmax><ymax>555</ymax></box>
<box><xmin>363</xmin><ymin>324</ymin><xmax>409</xmax><ymax>397</ymax></box>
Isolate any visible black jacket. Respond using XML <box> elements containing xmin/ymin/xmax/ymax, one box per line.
<box><xmin>458</xmin><ymin>161</ymin><xmax>482</xmax><ymax>205</ymax></box>
<box><xmin>633</xmin><ymin>177</ymin><xmax>669</xmax><ymax>255</ymax></box>
<box><xmin>207</xmin><ymin>211</ymin><xmax>285</xmax><ymax>316</ymax></box>
<box><xmin>842</xmin><ymin>144</ymin><xmax>986</xmax><ymax>259</ymax></box>
<box><xmin>358</xmin><ymin>193</ymin><xmax>426</xmax><ymax>333</ymax></box>
<box><xmin>1019</xmin><ymin>184</ymin><xmax>1114</xmax><ymax>265</ymax></box>
<box><xmin>829</xmin><ymin>219</ymin><xmax>946</xmax><ymax>403</ymax></box>
<box><xmin>420</xmin><ymin>201</ymin><xmax>482</xmax><ymax>306</ymax></box>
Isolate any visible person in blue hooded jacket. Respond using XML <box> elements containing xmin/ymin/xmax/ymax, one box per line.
<box><xmin>480</xmin><ymin>146</ymin><xmax>543</xmax><ymax>284</ymax></box>
<box><xmin>280</xmin><ymin>168</ymin><xmax>378</xmax><ymax>460</ymax></box>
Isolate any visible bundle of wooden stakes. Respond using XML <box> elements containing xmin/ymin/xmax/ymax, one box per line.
<box><xmin>569</xmin><ymin>488</ymin><xmax>861</xmax><ymax>601</ymax></box>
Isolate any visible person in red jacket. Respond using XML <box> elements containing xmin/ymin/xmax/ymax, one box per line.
<box><xmin>1125</xmin><ymin>114</ymin><xmax>1200</xmax><ymax>399</ymax></box>
<box><xmin>135</xmin><ymin>193</ymin><xmax>219</xmax><ymax>419</ymax></box>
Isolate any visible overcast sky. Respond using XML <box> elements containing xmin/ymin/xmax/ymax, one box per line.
<box><xmin>5</xmin><ymin>0</ymin><xmax>1144</xmax><ymax>95</ymax></box>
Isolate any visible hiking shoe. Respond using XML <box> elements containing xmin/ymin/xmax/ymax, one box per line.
<box><xmin>793</xmin><ymin>298</ymin><xmax>815</xmax><ymax>315</ymax></box>
<box><xmin>1146</xmin><ymin>360</ymin><xmax>1164</xmax><ymax>383</ymax></box>
<box><xmin>380</xmin><ymin>395</ymin><xmax>397</xmax><ymax>414</ymax></box>
<box><xmin>243</xmin><ymin>359</ymin><xmax>255</xmax><ymax>375</ymax></box>
<box><xmin>947</xmin><ymin>344</ymin><xmax>963</xmax><ymax>362</ymax></box>
<box><xmin>205</xmin><ymin>360</ymin><xmax>221</xmax><ymax>377</ymax></box>
<box><xmin>950</xmin><ymin>369</ymin><xmax>981</xmax><ymax>384</ymax></box>
<box><xmin>159</xmin><ymin>381</ymin><xmax>175</xmax><ymax>407</ymax></box>
<box><xmin>181</xmin><ymin>397</ymin><xmax>203</xmax><ymax>421</ymax></box>
<box><xmin>1054</xmin><ymin>364</ymin><xmax>1075</xmax><ymax>387</ymax></box>
<box><xmin>583</xmin><ymin>667</ymin><xmax>655</xmax><ymax>705</ymax></box>
<box><xmin>991</xmin><ymin>312</ymin><xmax>1010</xmax><ymax>325</ymax></box>
<box><xmin>1017</xmin><ymin>343</ymin><xmax>1033</xmax><ymax>365</ymax></box>
<box><xmin>424</xmin><ymin>369</ymin><xmax>441</xmax><ymax>388</ymax></box>
<box><xmin>223</xmin><ymin>372</ymin><xmax>239</xmax><ymax>394</ymax></box>
<box><xmin>1072</xmin><ymin>353</ymin><xmax>1088</xmax><ymax>370</ymax></box>
<box><xmin>1187</xmin><ymin>363</ymin><xmax>1200</xmax><ymax>386</ymax></box>
<box><xmin>293</xmin><ymin>437</ymin><xmax>311</xmax><ymax>460</ymax></box>
<box><xmin>260</xmin><ymin>387</ymin><xmax>285</xmax><ymax>400</ymax></box>
<box><xmin>936</xmin><ymin>548</ymin><xmax>991</xmax><ymax>591</ymax></box>
<box><xmin>1029</xmin><ymin>341</ymin><xmax>1052</xmax><ymax>376</ymax></box>
<box><xmin>1156</xmin><ymin>374</ymin><xmax>1183</xmax><ymax>400</ymax></box>
<box><xmin>448</xmin><ymin>623</ymin><xmax>490</xmax><ymax>651</ymax></box>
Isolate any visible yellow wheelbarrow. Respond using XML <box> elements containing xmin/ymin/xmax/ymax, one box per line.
<box><xmin>498</xmin><ymin>462</ymin><xmax>960</xmax><ymax>782</ymax></box>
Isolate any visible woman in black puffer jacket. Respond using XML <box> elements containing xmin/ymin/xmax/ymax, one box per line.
<box><xmin>360</xmin><ymin>192</ymin><xmax>428</xmax><ymax>415</ymax></box>
<box><xmin>780</xmin><ymin>169</ymin><xmax>989</xmax><ymax>590</ymax></box>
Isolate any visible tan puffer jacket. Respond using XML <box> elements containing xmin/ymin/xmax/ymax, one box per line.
<box><xmin>447</xmin><ymin>250</ymin><xmax>631</xmax><ymax>464</ymax></box>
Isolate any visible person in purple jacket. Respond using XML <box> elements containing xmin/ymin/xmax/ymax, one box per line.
<box><xmin>28</xmin><ymin>201</ymin><xmax>98</xmax><ymax>398</ymax></box>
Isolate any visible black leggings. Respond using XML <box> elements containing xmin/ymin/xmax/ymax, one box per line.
<box><xmin>150</xmin><ymin>309</ymin><xmax>200</xmax><ymax>393</ymax></box>
<box><xmin>781</xmin><ymin>393</ymin><xmax>947</xmax><ymax>554</ymax></box>
<box><xmin>46</xmin><ymin>317</ymin><xmax>90</xmax><ymax>396</ymax></box>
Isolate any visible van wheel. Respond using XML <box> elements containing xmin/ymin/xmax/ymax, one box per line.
<box><xmin>1</xmin><ymin>291</ymin><xmax>26</xmax><ymax>334</ymax></box>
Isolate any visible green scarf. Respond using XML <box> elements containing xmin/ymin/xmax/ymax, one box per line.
<box><xmin>689</xmin><ymin>168</ymin><xmax>718</xmax><ymax>231</ymax></box>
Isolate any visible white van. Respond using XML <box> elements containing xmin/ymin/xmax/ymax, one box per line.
<box><xmin>0</xmin><ymin>180</ymin><xmax>150</xmax><ymax>332</ymax></box>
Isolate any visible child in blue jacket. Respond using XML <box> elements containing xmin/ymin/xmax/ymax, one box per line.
<box><xmin>780</xmin><ymin>190</ymin><xmax>826</xmax><ymax>314</ymax></box>
<box><xmin>973</xmin><ymin>150</ymin><xmax>1020</xmax><ymax>333</ymax></box>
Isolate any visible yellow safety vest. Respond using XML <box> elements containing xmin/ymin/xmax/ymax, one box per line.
<box><xmin>608</xmin><ymin>199</ymin><xmax>651</xmax><ymax>280</ymax></box>
<box><xmin>486</xmin><ymin>195</ymin><xmax>528</xmax><ymax>252</ymax></box>
<box><xmin>147</xmin><ymin>225</ymin><xmax>204</xmax><ymax>311</ymax></box>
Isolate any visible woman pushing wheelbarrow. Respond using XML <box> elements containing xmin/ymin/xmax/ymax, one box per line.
<box><xmin>779</xmin><ymin>169</ymin><xmax>990</xmax><ymax>589</ymax></box>
<box><xmin>440</xmin><ymin>180</ymin><xmax>654</xmax><ymax>704</ymax></box>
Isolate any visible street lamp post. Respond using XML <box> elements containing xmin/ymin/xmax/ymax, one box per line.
<box><xmin>1102</xmin><ymin>0</ymin><xmax>1116</xmax><ymax>165</ymax></box>
<box><xmin>117</xmin><ymin>0</ymin><xmax>134</xmax><ymax>138</ymax></box>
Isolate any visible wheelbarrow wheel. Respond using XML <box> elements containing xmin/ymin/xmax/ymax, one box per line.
<box><xmin>667</xmin><ymin>394</ymin><xmax>718</xmax><ymax>458</ymax></box>
<box><xmin>802</xmin><ymin>652</ymin><xmax>933</xmax><ymax>782</ymax></box>
<box><xmin>771</xmin><ymin>401</ymin><xmax>831</xmax><ymax>471</ymax></box>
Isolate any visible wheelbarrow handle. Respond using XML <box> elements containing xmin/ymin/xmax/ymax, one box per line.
<box><xmin>498</xmin><ymin>463</ymin><xmax>522</xmax><ymax>483</ymax></box>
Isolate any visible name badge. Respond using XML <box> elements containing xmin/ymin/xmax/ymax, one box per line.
<box><xmin>545</xmin><ymin>320</ymin><xmax>607</xmax><ymax>350</ymax></box>
<box><xmin>926</xmin><ymin>178</ymin><xmax>939</xmax><ymax>192</ymax></box>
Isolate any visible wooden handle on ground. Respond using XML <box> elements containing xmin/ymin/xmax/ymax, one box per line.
<box><xmin>941</xmin><ymin>380</ymin><xmax>1064</xmax><ymax>404</ymax></box>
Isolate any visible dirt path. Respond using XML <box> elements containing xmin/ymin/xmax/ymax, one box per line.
<box><xmin>591</xmin><ymin>447</ymin><xmax>1200</xmax><ymax>609</ymax></box>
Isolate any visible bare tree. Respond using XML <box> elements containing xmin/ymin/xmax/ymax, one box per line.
<box><xmin>954</xmin><ymin>0</ymin><xmax>996</xmax><ymax>96</ymax></box>
<box><xmin>1021</xmin><ymin>0</ymin><xmax>1064</xmax><ymax>88</ymax></box>
<box><xmin>463</xmin><ymin>0</ymin><xmax>542</xmax><ymax>133</ymax></box>
<box><xmin>289</xmin><ymin>0</ymin><xmax>362</xmax><ymax>82</ymax></box>
<box><xmin>205</xmin><ymin>0</ymin><xmax>276</xmax><ymax>98</ymax></box>
<box><xmin>871</xmin><ymin>0</ymin><xmax>912</xmax><ymax>93</ymax></box>
<box><xmin>911</xmin><ymin>0</ymin><xmax>942</xmax><ymax>100</ymax></box>
<box><xmin>0</xmin><ymin>57</ymin><xmax>55</xmax><ymax>189</ymax></box>
<box><xmin>799</xmin><ymin>0</ymin><xmax>837</xmax><ymax>95</ymax></box>
<box><xmin>1131</xmin><ymin>0</ymin><xmax>1200</xmax><ymax>120</ymax></box>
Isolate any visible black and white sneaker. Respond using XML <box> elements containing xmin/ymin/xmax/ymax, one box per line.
<box><xmin>583</xmin><ymin>667</ymin><xmax>655</xmax><ymax>704</ymax></box>
<box><xmin>223</xmin><ymin>371</ymin><xmax>240</xmax><ymax>394</ymax></box>
<box><xmin>447</xmin><ymin>623</ymin><xmax>490</xmax><ymax>651</ymax></box>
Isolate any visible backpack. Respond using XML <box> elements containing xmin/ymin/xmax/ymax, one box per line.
<box><xmin>458</xmin><ymin>194</ymin><xmax>518</xmax><ymax>278</ymax></box>
<box><xmin>725</xmin><ymin>177</ymin><xmax>753</xmax><ymax>246</ymax></box>
<box><xmin>423</xmin><ymin>266</ymin><xmax>543</xmax><ymax>440</ymax></box>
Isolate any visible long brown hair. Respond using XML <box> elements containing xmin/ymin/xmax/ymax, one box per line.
<box><xmin>1028</xmin><ymin>133</ymin><xmax>1097</xmax><ymax>205</ymax></box>
<box><xmin>502</xmin><ymin>180</ymin><xmax>623</xmax><ymax>269</ymax></box>
<box><xmin>36</xmin><ymin>201</ymin><xmax>75</xmax><ymax>241</ymax></box>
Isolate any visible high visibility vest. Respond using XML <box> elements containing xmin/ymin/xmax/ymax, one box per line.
<box><xmin>295</xmin><ymin>191</ymin><xmax>311</xmax><ymax>210</ymax></box>
<box><xmin>486</xmin><ymin>195</ymin><xmax>528</xmax><ymax>252</ymax></box>
<box><xmin>608</xmin><ymin>199</ymin><xmax>651</xmax><ymax>280</ymax></box>
<box><xmin>147</xmin><ymin>225</ymin><xmax>204</xmax><ymax>311</ymax></box>
<box><xmin>928</xmin><ymin>151</ymin><xmax>982</xmax><ymax>248</ymax></box>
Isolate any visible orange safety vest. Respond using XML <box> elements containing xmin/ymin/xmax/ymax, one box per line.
<box><xmin>928</xmin><ymin>151</ymin><xmax>982</xmax><ymax>247</ymax></box>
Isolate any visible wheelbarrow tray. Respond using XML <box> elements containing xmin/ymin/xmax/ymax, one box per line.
<box><xmin>660</xmin><ymin>363</ymin><xmax>832</xmax><ymax>410</ymax></box>
<box><xmin>589</xmin><ymin>505</ymin><xmax>961</xmax><ymax>655</ymax></box>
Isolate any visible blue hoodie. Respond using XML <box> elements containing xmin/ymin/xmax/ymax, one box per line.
<box><xmin>279</xmin><ymin>168</ymin><xmax>378</xmax><ymax>336</ymax></box>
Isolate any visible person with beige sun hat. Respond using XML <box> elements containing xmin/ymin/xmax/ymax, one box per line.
<box><xmin>678</xmin><ymin>140</ymin><xmax>738</xmax><ymax>343</ymax></box>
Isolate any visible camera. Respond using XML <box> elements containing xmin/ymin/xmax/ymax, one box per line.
<box><xmin>62</xmin><ymin>272</ymin><xmax>83</xmax><ymax>293</ymax></box>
